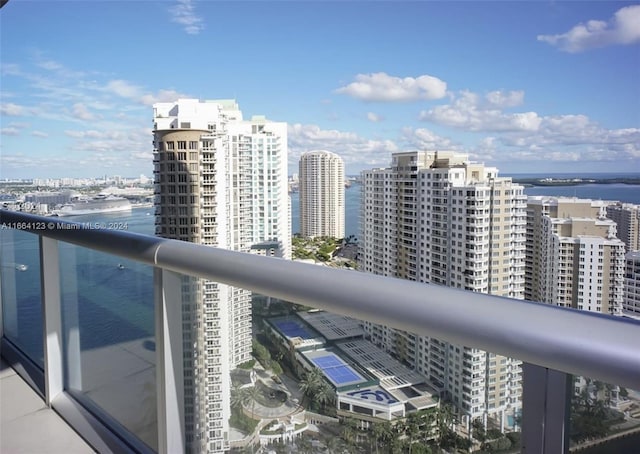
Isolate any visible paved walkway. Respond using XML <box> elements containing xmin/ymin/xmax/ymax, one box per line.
<box><xmin>249</xmin><ymin>366</ymin><xmax>305</xmax><ymax>419</ymax></box>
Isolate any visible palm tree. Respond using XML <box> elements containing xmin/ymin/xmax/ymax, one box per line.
<box><xmin>371</xmin><ymin>422</ymin><xmax>385</xmax><ymax>454</ymax></box>
<box><xmin>420</xmin><ymin>409</ymin><xmax>438</xmax><ymax>444</ymax></box>
<box><xmin>379</xmin><ymin>421</ymin><xmax>395</xmax><ymax>448</ymax></box>
<box><xmin>313</xmin><ymin>381</ymin><xmax>334</xmax><ymax>412</ymax></box>
<box><xmin>231</xmin><ymin>384</ymin><xmax>250</xmax><ymax>412</ymax></box>
<box><xmin>231</xmin><ymin>383</ymin><xmax>261</xmax><ymax>421</ymax></box>
<box><xmin>405</xmin><ymin>412</ymin><xmax>422</xmax><ymax>454</ymax></box>
<box><xmin>299</xmin><ymin>367</ymin><xmax>323</xmax><ymax>406</ymax></box>
<box><xmin>246</xmin><ymin>384</ymin><xmax>261</xmax><ymax>420</ymax></box>
<box><xmin>341</xmin><ymin>417</ymin><xmax>359</xmax><ymax>451</ymax></box>
<box><xmin>437</xmin><ymin>403</ymin><xmax>457</xmax><ymax>446</ymax></box>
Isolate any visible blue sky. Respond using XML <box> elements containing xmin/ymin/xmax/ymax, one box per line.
<box><xmin>1</xmin><ymin>1</ymin><xmax>639</xmax><ymax>178</ymax></box>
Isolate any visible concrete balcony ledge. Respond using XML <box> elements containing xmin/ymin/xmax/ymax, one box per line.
<box><xmin>0</xmin><ymin>357</ymin><xmax>95</xmax><ymax>453</ymax></box>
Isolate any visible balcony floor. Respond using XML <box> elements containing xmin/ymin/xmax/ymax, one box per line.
<box><xmin>0</xmin><ymin>357</ymin><xmax>94</xmax><ymax>453</ymax></box>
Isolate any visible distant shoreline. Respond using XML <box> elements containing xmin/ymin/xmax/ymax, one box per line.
<box><xmin>513</xmin><ymin>178</ymin><xmax>640</xmax><ymax>187</ymax></box>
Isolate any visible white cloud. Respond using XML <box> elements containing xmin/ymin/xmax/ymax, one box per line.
<box><xmin>37</xmin><ymin>59</ymin><xmax>64</xmax><ymax>71</ymax></box>
<box><xmin>170</xmin><ymin>0</ymin><xmax>205</xmax><ymax>35</ymax></box>
<box><xmin>484</xmin><ymin>116</ymin><xmax>640</xmax><ymax>165</ymax></box>
<box><xmin>367</xmin><ymin>112</ymin><xmax>383</xmax><ymax>122</ymax></box>
<box><xmin>336</xmin><ymin>72</ymin><xmax>447</xmax><ymax>102</ymax></box>
<box><xmin>417</xmin><ymin>88</ymin><xmax>640</xmax><ymax>165</ymax></box>
<box><xmin>104</xmin><ymin>80</ymin><xmax>187</xmax><ymax>106</ymax></box>
<box><xmin>131</xmin><ymin>151</ymin><xmax>154</xmax><ymax>161</ymax></box>
<box><xmin>484</xmin><ymin>90</ymin><xmax>524</xmax><ymax>109</ymax></box>
<box><xmin>105</xmin><ymin>79</ymin><xmax>142</xmax><ymax>99</ymax></box>
<box><xmin>503</xmin><ymin>115</ymin><xmax>640</xmax><ymax>149</ymax></box>
<box><xmin>288</xmin><ymin>123</ymin><xmax>399</xmax><ymax>170</ymax></box>
<box><xmin>400</xmin><ymin>127</ymin><xmax>459</xmax><ymax>151</ymax></box>
<box><xmin>31</xmin><ymin>131</ymin><xmax>49</xmax><ymax>138</ymax></box>
<box><xmin>0</xmin><ymin>122</ymin><xmax>29</xmax><ymax>136</ymax></box>
<box><xmin>1</xmin><ymin>127</ymin><xmax>20</xmax><ymax>136</ymax></box>
<box><xmin>140</xmin><ymin>89</ymin><xmax>186</xmax><ymax>106</ymax></box>
<box><xmin>64</xmin><ymin>129</ymin><xmax>127</xmax><ymax>140</ymax></box>
<box><xmin>1</xmin><ymin>153</ymin><xmax>119</xmax><ymax>171</ymax></box>
<box><xmin>1</xmin><ymin>63</ymin><xmax>22</xmax><ymax>76</ymax></box>
<box><xmin>71</xmin><ymin>103</ymin><xmax>95</xmax><ymax>121</ymax></box>
<box><xmin>538</xmin><ymin>5</ymin><xmax>640</xmax><ymax>52</ymax></box>
<box><xmin>420</xmin><ymin>91</ymin><xmax>542</xmax><ymax>132</ymax></box>
<box><xmin>7</xmin><ymin>122</ymin><xmax>30</xmax><ymax>129</ymax></box>
<box><xmin>0</xmin><ymin>102</ymin><xmax>29</xmax><ymax>116</ymax></box>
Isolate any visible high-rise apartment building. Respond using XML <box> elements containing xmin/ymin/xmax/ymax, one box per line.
<box><xmin>299</xmin><ymin>150</ymin><xmax>345</xmax><ymax>238</ymax></box>
<box><xmin>606</xmin><ymin>203</ymin><xmax>640</xmax><ymax>252</ymax></box>
<box><xmin>153</xmin><ymin>99</ymin><xmax>290</xmax><ymax>452</ymax></box>
<box><xmin>526</xmin><ymin>197</ymin><xmax>625</xmax><ymax>315</ymax></box>
<box><xmin>360</xmin><ymin>151</ymin><xmax>526</xmax><ymax>430</ymax></box>
<box><xmin>623</xmin><ymin>251</ymin><xmax>640</xmax><ymax>318</ymax></box>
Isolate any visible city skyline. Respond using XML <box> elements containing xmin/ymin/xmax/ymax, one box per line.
<box><xmin>1</xmin><ymin>1</ymin><xmax>639</xmax><ymax>179</ymax></box>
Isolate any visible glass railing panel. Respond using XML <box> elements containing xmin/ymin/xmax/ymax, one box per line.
<box><xmin>58</xmin><ymin>243</ymin><xmax>157</xmax><ymax>451</ymax></box>
<box><xmin>569</xmin><ymin>376</ymin><xmax>640</xmax><ymax>452</ymax></box>
<box><xmin>0</xmin><ymin>229</ymin><xmax>44</xmax><ymax>367</ymax></box>
<box><xmin>250</xmin><ymin>294</ymin><xmax>524</xmax><ymax>453</ymax></box>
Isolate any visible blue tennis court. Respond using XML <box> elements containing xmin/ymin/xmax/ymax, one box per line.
<box><xmin>311</xmin><ymin>355</ymin><xmax>363</xmax><ymax>385</ymax></box>
<box><xmin>272</xmin><ymin>320</ymin><xmax>314</xmax><ymax>339</ymax></box>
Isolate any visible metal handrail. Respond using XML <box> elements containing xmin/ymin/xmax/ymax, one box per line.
<box><xmin>2</xmin><ymin>210</ymin><xmax>640</xmax><ymax>390</ymax></box>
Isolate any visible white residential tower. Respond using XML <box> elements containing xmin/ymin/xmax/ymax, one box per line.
<box><xmin>153</xmin><ymin>99</ymin><xmax>290</xmax><ymax>453</ymax></box>
<box><xmin>359</xmin><ymin>151</ymin><xmax>526</xmax><ymax>430</ymax></box>
<box><xmin>299</xmin><ymin>150</ymin><xmax>345</xmax><ymax>238</ymax></box>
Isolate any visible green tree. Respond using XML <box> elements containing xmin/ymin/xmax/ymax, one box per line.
<box><xmin>245</xmin><ymin>384</ymin><xmax>261</xmax><ymax>420</ymax></box>
<box><xmin>420</xmin><ymin>409</ymin><xmax>438</xmax><ymax>443</ymax></box>
<box><xmin>324</xmin><ymin>435</ymin><xmax>340</xmax><ymax>454</ymax></box>
<box><xmin>252</xmin><ymin>339</ymin><xmax>271</xmax><ymax>366</ymax></box>
<box><xmin>313</xmin><ymin>381</ymin><xmax>334</xmax><ymax>413</ymax></box>
<box><xmin>472</xmin><ymin>418</ymin><xmax>487</xmax><ymax>443</ymax></box>
<box><xmin>371</xmin><ymin>422</ymin><xmax>387</xmax><ymax>454</ymax></box>
<box><xmin>299</xmin><ymin>367</ymin><xmax>324</xmax><ymax>406</ymax></box>
<box><xmin>405</xmin><ymin>413</ymin><xmax>422</xmax><ymax>454</ymax></box>
<box><xmin>436</xmin><ymin>403</ymin><xmax>466</xmax><ymax>450</ymax></box>
<box><xmin>372</xmin><ymin>421</ymin><xmax>395</xmax><ymax>453</ymax></box>
<box><xmin>270</xmin><ymin>360</ymin><xmax>283</xmax><ymax>376</ymax></box>
<box><xmin>295</xmin><ymin>435</ymin><xmax>312</xmax><ymax>453</ymax></box>
<box><xmin>341</xmin><ymin>417</ymin><xmax>359</xmax><ymax>450</ymax></box>
<box><xmin>231</xmin><ymin>384</ymin><xmax>251</xmax><ymax>411</ymax></box>
<box><xmin>571</xmin><ymin>388</ymin><xmax>610</xmax><ymax>442</ymax></box>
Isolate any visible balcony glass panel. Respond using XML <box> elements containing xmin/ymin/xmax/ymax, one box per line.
<box><xmin>0</xmin><ymin>229</ymin><xmax>44</xmax><ymax>367</ymax></box>
<box><xmin>569</xmin><ymin>376</ymin><xmax>640</xmax><ymax>451</ymax></box>
<box><xmin>59</xmin><ymin>243</ymin><xmax>157</xmax><ymax>450</ymax></box>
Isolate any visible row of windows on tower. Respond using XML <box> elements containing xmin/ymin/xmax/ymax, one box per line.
<box><xmin>158</xmin><ymin>141</ymin><xmax>199</xmax><ymax>151</ymax></box>
<box><xmin>157</xmin><ymin>152</ymin><xmax>199</xmax><ymax>161</ymax></box>
<box><xmin>158</xmin><ymin>196</ymin><xmax>197</xmax><ymax>205</ymax></box>
<box><xmin>157</xmin><ymin>172</ymin><xmax>192</xmax><ymax>182</ymax></box>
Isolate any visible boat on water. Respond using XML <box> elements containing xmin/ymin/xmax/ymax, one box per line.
<box><xmin>54</xmin><ymin>195</ymin><xmax>132</xmax><ymax>216</ymax></box>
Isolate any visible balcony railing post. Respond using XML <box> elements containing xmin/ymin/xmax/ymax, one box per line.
<box><xmin>60</xmin><ymin>243</ymin><xmax>83</xmax><ymax>390</ymax></box>
<box><xmin>1</xmin><ymin>230</ymin><xmax>18</xmax><ymax>341</ymax></box>
<box><xmin>155</xmin><ymin>268</ymin><xmax>185</xmax><ymax>454</ymax></box>
<box><xmin>521</xmin><ymin>363</ymin><xmax>571</xmax><ymax>453</ymax></box>
<box><xmin>39</xmin><ymin>236</ymin><xmax>63</xmax><ymax>404</ymax></box>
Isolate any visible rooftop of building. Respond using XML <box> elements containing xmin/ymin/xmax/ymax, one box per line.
<box><xmin>297</xmin><ymin>310</ymin><xmax>365</xmax><ymax>341</ymax></box>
